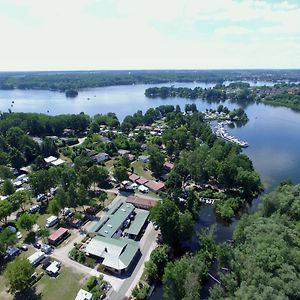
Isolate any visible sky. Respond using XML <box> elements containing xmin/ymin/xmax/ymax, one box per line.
<box><xmin>0</xmin><ymin>0</ymin><xmax>299</xmax><ymax>71</ymax></box>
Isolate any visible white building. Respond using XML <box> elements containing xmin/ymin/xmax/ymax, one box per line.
<box><xmin>75</xmin><ymin>289</ymin><xmax>93</xmax><ymax>300</ymax></box>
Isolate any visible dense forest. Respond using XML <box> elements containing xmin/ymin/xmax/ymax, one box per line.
<box><xmin>0</xmin><ymin>70</ymin><xmax>300</xmax><ymax>93</ymax></box>
<box><xmin>210</xmin><ymin>182</ymin><xmax>300</xmax><ymax>299</ymax></box>
<box><xmin>145</xmin><ymin>82</ymin><xmax>300</xmax><ymax>111</ymax></box>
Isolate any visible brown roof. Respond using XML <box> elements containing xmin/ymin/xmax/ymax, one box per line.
<box><xmin>145</xmin><ymin>180</ymin><xmax>165</xmax><ymax>192</ymax></box>
<box><xmin>126</xmin><ymin>196</ymin><xmax>157</xmax><ymax>209</ymax></box>
<box><xmin>128</xmin><ymin>173</ymin><xmax>140</xmax><ymax>182</ymax></box>
<box><xmin>164</xmin><ymin>161</ymin><xmax>174</xmax><ymax>170</ymax></box>
<box><xmin>136</xmin><ymin>176</ymin><xmax>149</xmax><ymax>185</ymax></box>
<box><xmin>48</xmin><ymin>227</ymin><xmax>68</xmax><ymax>242</ymax></box>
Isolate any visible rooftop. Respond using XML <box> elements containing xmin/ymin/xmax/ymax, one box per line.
<box><xmin>84</xmin><ymin>235</ymin><xmax>139</xmax><ymax>271</ymax></box>
<box><xmin>97</xmin><ymin>203</ymin><xmax>134</xmax><ymax>237</ymax></box>
<box><xmin>44</xmin><ymin>156</ymin><xmax>58</xmax><ymax>164</ymax></box>
<box><xmin>126</xmin><ymin>195</ymin><xmax>158</xmax><ymax>209</ymax></box>
<box><xmin>128</xmin><ymin>173</ymin><xmax>140</xmax><ymax>182</ymax></box>
<box><xmin>51</xmin><ymin>158</ymin><xmax>65</xmax><ymax>166</ymax></box>
<box><xmin>145</xmin><ymin>180</ymin><xmax>165</xmax><ymax>192</ymax></box>
<box><xmin>124</xmin><ymin>211</ymin><xmax>149</xmax><ymax>236</ymax></box>
<box><xmin>48</xmin><ymin>227</ymin><xmax>68</xmax><ymax>242</ymax></box>
<box><xmin>136</xmin><ymin>176</ymin><xmax>149</xmax><ymax>185</ymax></box>
<box><xmin>75</xmin><ymin>289</ymin><xmax>93</xmax><ymax>300</ymax></box>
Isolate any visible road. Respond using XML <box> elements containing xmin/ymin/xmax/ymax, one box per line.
<box><xmin>109</xmin><ymin>223</ymin><xmax>158</xmax><ymax>300</ymax></box>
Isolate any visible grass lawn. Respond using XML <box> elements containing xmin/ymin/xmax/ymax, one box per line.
<box><xmin>105</xmin><ymin>158</ymin><xmax>116</xmax><ymax>170</ymax></box>
<box><xmin>0</xmin><ymin>273</ymin><xmax>11</xmax><ymax>300</ymax></box>
<box><xmin>36</xmin><ymin>213</ymin><xmax>52</xmax><ymax>228</ymax></box>
<box><xmin>37</xmin><ymin>266</ymin><xmax>85</xmax><ymax>300</ymax></box>
<box><xmin>131</xmin><ymin>161</ymin><xmax>154</xmax><ymax>180</ymax></box>
<box><xmin>105</xmin><ymin>192</ymin><xmax>117</xmax><ymax>206</ymax></box>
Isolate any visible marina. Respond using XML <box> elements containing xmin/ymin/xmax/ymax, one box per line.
<box><xmin>212</xmin><ymin>122</ymin><xmax>249</xmax><ymax>148</ymax></box>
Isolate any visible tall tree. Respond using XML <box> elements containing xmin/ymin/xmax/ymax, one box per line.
<box><xmin>2</xmin><ymin>179</ymin><xmax>15</xmax><ymax>195</ymax></box>
<box><xmin>150</xmin><ymin>199</ymin><xmax>179</xmax><ymax>246</ymax></box>
<box><xmin>4</xmin><ymin>257</ymin><xmax>34</xmax><ymax>293</ymax></box>
<box><xmin>0</xmin><ymin>200</ymin><xmax>13</xmax><ymax>224</ymax></box>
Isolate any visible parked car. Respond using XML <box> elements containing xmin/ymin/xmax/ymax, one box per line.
<box><xmin>29</xmin><ymin>204</ymin><xmax>40</xmax><ymax>214</ymax></box>
<box><xmin>16</xmin><ymin>231</ymin><xmax>22</xmax><ymax>239</ymax></box>
<box><xmin>19</xmin><ymin>244</ymin><xmax>28</xmax><ymax>251</ymax></box>
<box><xmin>41</xmin><ymin>244</ymin><xmax>52</xmax><ymax>254</ymax></box>
<box><xmin>33</xmin><ymin>242</ymin><xmax>41</xmax><ymax>249</ymax></box>
<box><xmin>62</xmin><ymin>207</ymin><xmax>71</xmax><ymax>216</ymax></box>
<box><xmin>37</xmin><ymin>193</ymin><xmax>46</xmax><ymax>202</ymax></box>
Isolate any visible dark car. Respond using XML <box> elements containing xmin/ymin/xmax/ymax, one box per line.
<box><xmin>19</xmin><ymin>244</ymin><xmax>28</xmax><ymax>251</ymax></box>
<box><xmin>33</xmin><ymin>242</ymin><xmax>41</xmax><ymax>249</ymax></box>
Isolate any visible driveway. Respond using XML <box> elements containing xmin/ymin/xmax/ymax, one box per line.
<box><xmin>51</xmin><ymin>229</ymin><xmax>124</xmax><ymax>292</ymax></box>
<box><xmin>109</xmin><ymin>223</ymin><xmax>158</xmax><ymax>300</ymax></box>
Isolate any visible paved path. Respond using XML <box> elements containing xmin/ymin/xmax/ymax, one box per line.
<box><xmin>51</xmin><ymin>229</ymin><xmax>124</xmax><ymax>292</ymax></box>
<box><xmin>109</xmin><ymin>223</ymin><xmax>158</xmax><ymax>300</ymax></box>
<box><xmin>69</xmin><ymin>137</ymin><xmax>87</xmax><ymax>148</ymax></box>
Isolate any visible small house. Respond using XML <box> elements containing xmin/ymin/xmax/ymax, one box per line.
<box><xmin>48</xmin><ymin>227</ymin><xmax>69</xmax><ymax>246</ymax></box>
<box><xmin>145</xmin><ymin>180</ymin><xmax>165</xmax><ymax>192</ymax></box>
<box><xmin>136</xmin><ymin>176</ymin><xmax>149</xmax><ymax>185</ymax></box>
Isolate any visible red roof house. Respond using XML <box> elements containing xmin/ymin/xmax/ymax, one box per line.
<box><xmin>48</xmin><ymin>227</ymin><xmax>69</xmax><ymax>246</ymax></box>
<box><xmin>145</xmin><ymin>180</ymin><xmax>165</xmax><ymax>192</ymax></box>
<box><xmin>126</xmin><ymin>196</ymin><xmax>158</xmax><ymax>210</ymax></box>
<box><xmin>136</xmin><ymin>176</ymin><xmax>149</xmax><ymax>185</ymax></box>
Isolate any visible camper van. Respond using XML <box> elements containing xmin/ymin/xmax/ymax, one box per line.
<box><xmin>46</xmin><ymin>215</ymin><xmax>58</xmax><ymax>228</ymax></box>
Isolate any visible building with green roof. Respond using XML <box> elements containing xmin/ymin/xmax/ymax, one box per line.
<box><xmin>124</xmin><ymin>211</ymin><xmax>149</xmax><ymax>240</ymax></box>
<box><xmin>84</xmin><ymin>235</ymin><xmax>139</xmax><ymax>273</ymax></box>
<box><xmin>88</xmin><ymin>202</ymin><xmax>134</xmax><ymax>238</ymax></box>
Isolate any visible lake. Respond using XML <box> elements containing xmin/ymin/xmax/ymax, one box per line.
<box><xmin>1</xmin><ymin>82</ymin><xmax>299</xmax><ymax>299</ymax></box>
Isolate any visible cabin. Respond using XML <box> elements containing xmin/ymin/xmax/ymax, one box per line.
<box><xmin>48</xmin><ymin>227</ymin><xmax>69</xmax><ymax>246</ymax></box>
<box><xmin>145</xmin><ymin>180</ymin><xmax>165</xmax><ymax>192</ymax></box>
<box><xmin>126</xmin><ymin>195</ymin><xmax>158</xmax><ymax>210</ymax></box>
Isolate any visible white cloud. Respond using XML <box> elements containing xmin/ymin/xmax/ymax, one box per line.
<box><xmin>0</xmin><ymin>0</ymin><xmax>299</xmax><ymax>70</ymax></box>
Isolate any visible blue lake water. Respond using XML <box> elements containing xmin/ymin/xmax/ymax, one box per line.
<box><xmin>1</xmin><ymin>82</ymin><xmax>299</xmax><ymax>299</ymax></box>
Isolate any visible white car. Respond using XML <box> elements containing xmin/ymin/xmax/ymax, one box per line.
<box><xmin>16</xmin><ymin>231</ymin><xmax>22</xmax><ymax>239</ymax></box>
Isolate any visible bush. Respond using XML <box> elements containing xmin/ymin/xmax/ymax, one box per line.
<box><xmin>86</xmin><ymin>276</ymin><xmax>97</xmax><ymax>290</ymax></box>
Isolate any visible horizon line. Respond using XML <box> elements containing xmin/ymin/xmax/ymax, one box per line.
<box><xmin>0</xmin><ymin>67</ymin><xmax>300</xmax><ymax>73</ymax></box>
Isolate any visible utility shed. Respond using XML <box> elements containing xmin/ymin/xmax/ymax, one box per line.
<box><xmin>124</xmin><ymin>211</ymin><xmax>149</xmax><ymax>240</ymax></box>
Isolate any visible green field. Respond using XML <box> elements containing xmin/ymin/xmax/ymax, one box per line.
<box><xmin>37</xmin><ymin>266</ymin><xmax>85</xmax><ymax>300</ymax></box>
